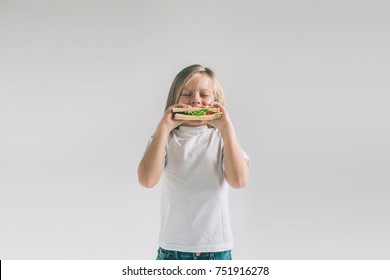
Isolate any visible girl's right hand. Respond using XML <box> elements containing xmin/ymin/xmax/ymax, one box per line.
<box><xmin>158</xmin><ymin>104</ymin><xmax>190</xmax><ymax>132</ymax></box>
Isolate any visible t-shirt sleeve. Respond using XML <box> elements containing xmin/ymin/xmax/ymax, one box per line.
<box><xmin>221</xmin><ymin>147</ymin><xmax>251</xmax><ymax>173</ymax></box>
<box><xmin>144</xmin><ymin>135</ymin><xmax>168</xmax><ymax>167</ymax></box>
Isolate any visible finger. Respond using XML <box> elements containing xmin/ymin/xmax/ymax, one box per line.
<box><xmin>210</xmin><ymin>101</ymin><xmax>223</xmax><ymax>108</ymax></box>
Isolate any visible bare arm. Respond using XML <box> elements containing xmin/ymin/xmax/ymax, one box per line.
<box><xmin>206</xmin><ymin>102</ymin><xmax>249</xmax><ymax>188</ymax></box>
<box><xmin>137</xmin><ymin>105</ymin><xmax>186</xmax><ymax>188</ymax></box>
<box><xmin>220</xmin><ymin>124</ymin><xmax>249</xmax><ymax>188</ymax></box>
<box><xmin>137</xmin><ymin>124</ymin><xmax>169</xmax><ymax>188</ymax></box>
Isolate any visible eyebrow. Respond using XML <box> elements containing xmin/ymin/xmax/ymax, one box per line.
<box><xmin>181</xmin><ymin>84</ymin><xmax>213</xmax><ymax>93</ymax></box>
<box><xmin>181</xmin><ymin>87</ymin><xmax>211</xmax><ymax>91</ymax></box>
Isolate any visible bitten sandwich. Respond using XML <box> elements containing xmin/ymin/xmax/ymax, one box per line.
<box><xmin>172</xmin><ymin>107</ymin><xmax>222</xmax><ymax>121</ymax></box>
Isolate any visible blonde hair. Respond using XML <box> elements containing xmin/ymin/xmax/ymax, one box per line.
<box><xmin>164</xmin><ymin>64</ymin><xmax>225</xmax><ymax>111</ymax></box>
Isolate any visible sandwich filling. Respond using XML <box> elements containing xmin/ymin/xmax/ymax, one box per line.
<box><xmin>172</xmin><ymin>107</ymin><xmax>222</xmax><ymax>120</ymax></box>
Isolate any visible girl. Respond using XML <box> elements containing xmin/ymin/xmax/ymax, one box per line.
<box><xmin>138</xmin><ymin>64</ymin><xmax>250</xmax><ymax>260</ymax></box>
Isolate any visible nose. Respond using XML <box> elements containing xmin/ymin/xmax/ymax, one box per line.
<box><xmin>191</xmin><ymin>96</ymin><xmax>201</xmax><ymax>105</ymax></box>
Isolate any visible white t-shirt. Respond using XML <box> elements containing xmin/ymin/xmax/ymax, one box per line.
<box><xmin>153</xmin><ymin>125</ymin><xmax>250</xmax><ymax>253</ymax></box>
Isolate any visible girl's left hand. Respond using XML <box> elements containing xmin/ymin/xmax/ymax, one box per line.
<box><xmin>205</xmin><ymin>102</ymin><xmax>233</xmax><ymax>132</ymax></box>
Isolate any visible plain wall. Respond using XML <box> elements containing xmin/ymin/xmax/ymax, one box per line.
<box><xmin>1</xmin><ymin>0</ymin><xmax>389</xmax><ymax>259</ymax></box>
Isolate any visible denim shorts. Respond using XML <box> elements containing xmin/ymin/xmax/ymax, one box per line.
<box><xmin>156</xmin><ymin>247</ymin><xmax>232</xmax><ymax>260</ymax></box>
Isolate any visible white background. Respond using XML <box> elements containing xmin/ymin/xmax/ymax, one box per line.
<box><xmin>1</xmin><ymin>0</ymin><xmax>389</xmax><ymax>259</ymax></box>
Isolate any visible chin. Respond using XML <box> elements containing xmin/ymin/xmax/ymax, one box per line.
<box><xmin>182</xmin><ymin>121</ymin><xmax>207</xmax><ymax>127</ymax></box>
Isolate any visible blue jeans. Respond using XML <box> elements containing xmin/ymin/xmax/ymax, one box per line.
<box><xmin>156</xmin><ymin>247</ymin><xmax>232</xmax><ymax>260</ymax></box>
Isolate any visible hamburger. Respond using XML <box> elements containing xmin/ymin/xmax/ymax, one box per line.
<box><xmin>172</xmin><ymin>107</ymin><xmax>222</xmax><ymax>121</ymax></box>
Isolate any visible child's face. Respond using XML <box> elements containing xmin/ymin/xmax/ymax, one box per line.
<box><xmin>178</xmin><ymin>74</ymin><xmax>215</xmax><ymax>107</ymax></box>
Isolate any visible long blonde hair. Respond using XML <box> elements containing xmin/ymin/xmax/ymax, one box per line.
<box><xmin>164</xmin><ymin>64</ymin><xmax>225</xmax><ymax>111</ymax></box>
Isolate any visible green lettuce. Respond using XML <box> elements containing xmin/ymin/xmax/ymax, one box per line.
<box><xmin>183</xmin><ymin>108</ymin><xmax>209</xmax><ymax>116</ymax></box>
